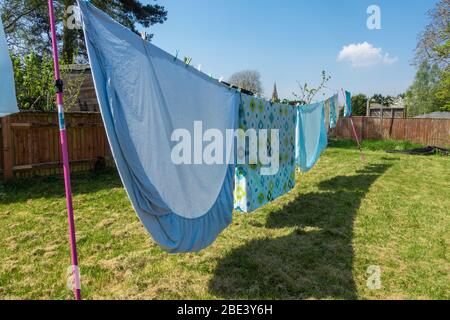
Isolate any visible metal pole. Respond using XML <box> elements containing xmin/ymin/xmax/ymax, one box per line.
<box><xmin>48</xmin><ymin>0</ymin><xmax>81</xmax><ymax>301</ymax></box>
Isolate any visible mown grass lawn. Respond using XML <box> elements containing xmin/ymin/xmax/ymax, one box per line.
<box><xmin>0</xmin><ymin>140</ymin><xmax>449</xmax><ymax>300</ymax></box>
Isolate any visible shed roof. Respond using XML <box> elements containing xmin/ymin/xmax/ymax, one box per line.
<box><xmin>415</xmin><ymin>112</ymin><xmax>450</xmax><ymax>119</ymax></box>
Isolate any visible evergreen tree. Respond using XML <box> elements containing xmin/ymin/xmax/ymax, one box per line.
<box><xmin>0</xmin><ymin>0</ymin><xmax>167</xmax><ymax>63</ymax></box>
<box><xmin>351</xmin><ymin>94</ymin><xmax>368</xmax><ymax>116</ymax></box>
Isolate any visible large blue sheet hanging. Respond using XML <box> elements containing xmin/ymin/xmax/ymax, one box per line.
<box><xmin>0</xmin><ymin>17</ymin><xmax>18</xmax><ymax>117</ymax></box>
<box><xmin>78</xmin><ymin>1</ymin><xmax>239</xmax><ymax>253</ymax></box>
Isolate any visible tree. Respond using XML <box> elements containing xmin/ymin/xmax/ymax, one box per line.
<box><xmin>433</xmin><ymin>36</ymin><xmax>450</xmax><ymax>111</ymax></box>
<box><xmin>414</xmin><ymin>0</ymin><xmax>449</xmax><ymax>69</ymax></box>
<box><xmin>405</xmin><ymin>61</ymin><xmax>442</xmax><ymax>116</ymax></box>
<box><xmin>292</xmin><ymin>71</ymin><xmax>331</xmax><ymax>105</ymax></box>
<box><xmin>372</xmin><ymin>94</ymin><xmax>395</xmax><ymax>107</ymax></box>
<box><xmin>351</xmin><ymin>94</ymin><xmax>368</xmax><ymax>116</ymax></box>
<box><xmin>11</xmin><ymin>52</ymin><xmax>85</xmax><ymax>111</ymax></box>
<box><xmin>229</xmin><ymin>70</ymin><xmax>263</xmax><ymax>96</ymax></box>
<box><xmin>435</xmin><ymin>66</ymin><xmax>450</xmax><ymax>111</ymax></box>
<box><xmin>1</xmin><ymin>0</ymin><xmax>52</xmax><ymax>56</ymax></box>
<box><xmin>11</xmin><ymin>53</ymin><xmax>56</xmax><ymax>111</ymax></box>
<box><xmin>0</xmin><ymin>0</ymin><xmax>167</xmax><ymax>63</ymax></box>
<box><xmin>413</xmin><ymin>0</ymin><xmax>449</xmax><ymax>113</ymax></box>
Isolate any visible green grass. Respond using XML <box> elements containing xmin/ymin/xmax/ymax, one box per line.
<box><xmin>329</xmin><ymin>139</ymin><xmax>427</xmax><ymax>151</ymax></box>
<box><xmin>0</xmin><ymin>142</ymin><xmax>449</xmax><ymax>300</ymax></box>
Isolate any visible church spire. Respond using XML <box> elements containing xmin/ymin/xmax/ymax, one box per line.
<box><xmin>272</xmin><ymin>82</ymin><xmax>279</xmax><ymax>102</ymax></box>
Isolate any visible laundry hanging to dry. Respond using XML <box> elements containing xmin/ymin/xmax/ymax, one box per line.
<box><xmin>0</xmin><ymin>17</ymin><xmax>18</xmax><ymax>117</ymax></box>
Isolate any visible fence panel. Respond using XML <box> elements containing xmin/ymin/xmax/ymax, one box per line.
<box><xmin>1</xmin><ymin>112</ymin><xmax>112</xmax><ymax>180</ymax></box>
<box><xmin>332</xmin><ymin>116</ymin><xmax>450</xmax><ymax>147</ymax></box>
<box><xmin>2</xmin><ymin>113</ymin><xmax>449</xmax><ymax>180</ymax></box>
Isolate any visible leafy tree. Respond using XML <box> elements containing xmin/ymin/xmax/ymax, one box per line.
<box><xmin>413</xmin><ymin>0</ymin><xmax>449</xmax><ymax>113</ymax></box>
<box><xmin>351</xmin><ymin>94</ymin><xmax>368</xmax><ymax>116</ymax></box>
<box><xmin>0</xmin><ymin>0</ymin><xmax>167</xmax><ymax>63</ymax></box>
<box><xmin>372</xmin><ymin>94</ymin><xmax>395</xmax><ymax>107</ymax></box>
<box><xmin>11</xmin><ymin>53</ymin><xmax>55</xmax><ymax>111</ymax></box>
<box><xmin>415</xmin><ymin>0</ymin><xmax>449</xmax><ymax>69</ymax></box>
<box><xmin>405</xmin><ymin>61</ymin><xmax>442</xmax><ymax>116</ymax></box>
<box><xmin>293</xmin><ymin>71</ymin><xmax>331</xmax><ymax>105</ymax></box>
<box><xmin>435</xmin><ymin>66</ymin><xmax>450</xmax><ymax>111</ymax></box>
<box><xmin>229</xmin><ymin>70</ymin><xmax>264</xmax><ymax>96</ymax></box>
<box><xmin>433</xmin><ymin>32</ymin><xmax>450</xmax><ymax>111</ymax></box>
<box><xmin>12</xmin><ymin>52</ymin><xmax>84</xmax><ymax>111</ymax></box>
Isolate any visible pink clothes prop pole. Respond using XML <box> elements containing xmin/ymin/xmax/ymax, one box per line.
<box><xmin>349</xmin><ymin>116</ymin><xmax>365</xmax><ymax>161</ymax></box>
<box><xmin>48</xmin><ymin>0</ymin><xmax>81</xmax><ymax>300</ymax></box>
<box><xmin>341</xmin><ymin>89</ymin><xmax>365</xmax><ymax>161</ymax></box>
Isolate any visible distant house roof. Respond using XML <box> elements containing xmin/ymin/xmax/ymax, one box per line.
<box><xmin>370</xmin><ymin>103</ymin><xmax>405</xmax><ymax>110</ymax></box>
<box><xmin>66</xmin><ymin>64</ymin><xmax>91</xmax><ymax>72</ymax></box>
<box><xmin>369</xmin><ymin>97</ymin><xmax>406</xmax><ymax>110</ymax></box>
<box><xmin>415</xmin><ymin>112</ymin><xmax>450</xmax><ymax>119</ymax></box>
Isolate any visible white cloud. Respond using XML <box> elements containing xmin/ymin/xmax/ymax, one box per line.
<box><xmin>337</xmin><ymin>42</ymin><xmax>398</xmax><ymax>67</ymax></box>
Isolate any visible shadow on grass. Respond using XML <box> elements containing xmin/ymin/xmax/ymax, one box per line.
<box><xmin>209</xmin><ymin>164</ymin><xmax>391</xmax><ymax>299</ymax></box>
<box><xmin>0</xmin><ymin>168</ymin><xmax>122</xmax><ymax>205</ymax></box>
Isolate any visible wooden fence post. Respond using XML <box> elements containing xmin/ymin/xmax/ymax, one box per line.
<box><xmin>361</xmin><ymin>116</ymin><xmax>365</xmax><ymax>141</ymax></box>
<box><xmin>1</xmin><ymin>116</ymin><xmax>13</xmax><ymax>181</ymax></box>
<box><xmin>380</xmin><ymin>104</ymin><xmax>384</xmax><ymax>138</ymax></box>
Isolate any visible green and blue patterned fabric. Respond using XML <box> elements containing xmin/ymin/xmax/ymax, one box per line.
<box><xmin>234</xmin><ymin>94</ymin><xmax>296</xmax><ymax>213</ymax></box>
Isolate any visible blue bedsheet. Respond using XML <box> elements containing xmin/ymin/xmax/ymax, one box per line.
<box><xmin>78</xmin><ymin>1</ymin><xmax>239</xmax><ymax>253</ymax></box>
<box><xmin>0</xmin><ymin>17</ymin><xmax>18</xmax><ymax>117</ymax></box>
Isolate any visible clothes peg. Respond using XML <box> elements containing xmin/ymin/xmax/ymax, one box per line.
<box><xmin>197</xmin><ymin>64</ymin><xmax>202</xmax><ymax>72</ymax></box>
<box><xmin>219</xmin><ymin>76</ymin><xmax>224</xmax><ymax>83</ymax></box>
<box><xmin>184</xmin><ymin>57</ymin><xmax>192</xmax><ymax>67</ymax></box>
<box><xmin>173</xmin><ymin>50</ymin><xmax>179</xmax><ymax>62</ymax></box>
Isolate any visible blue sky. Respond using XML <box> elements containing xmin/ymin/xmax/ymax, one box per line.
<box><xmin>143</xmin><ymin>0</ymin><xmax>438</xmax><ymax>100</ymax></box>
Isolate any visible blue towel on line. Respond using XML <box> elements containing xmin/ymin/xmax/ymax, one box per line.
<box><xmin>296</xmin><ymin>102</ymin><xmax>328</xmax><ymax>172</ymax></box>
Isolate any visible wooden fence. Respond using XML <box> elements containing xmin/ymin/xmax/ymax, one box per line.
<box><xmin>332</xmin><ymin>116</ymin><xmax>450</xmax><ymax>148</ymax></box>
<box><xmin>1</xmin><ymin>113</ymin><xmax>449</xmax><ymax>180</ymax></box>
<box><xmin>0</xmin><ymin>112</ymin><xmax>112</xmax><ymax>180</ymax></box>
